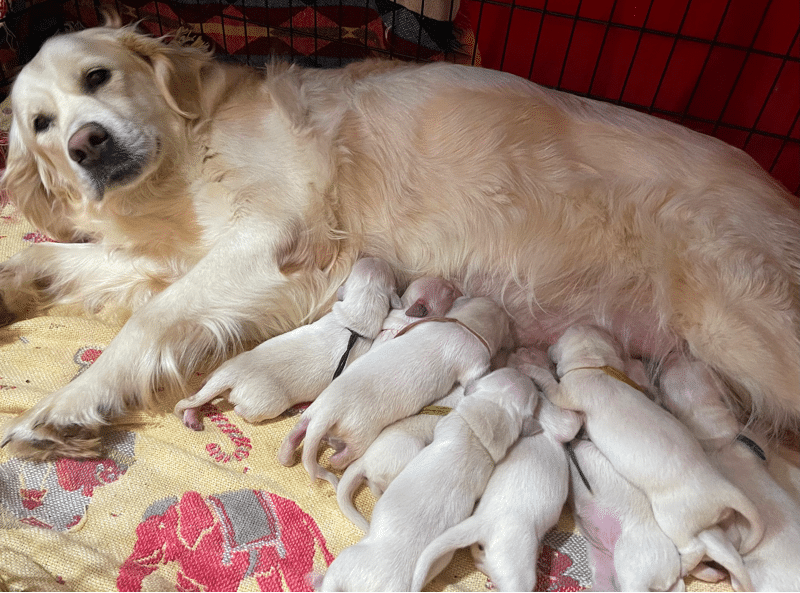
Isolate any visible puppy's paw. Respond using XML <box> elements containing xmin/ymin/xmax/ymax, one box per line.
<box><xmin>181</xmin><ymin>408</ymin><xmax>205</xmax><ymax>431</ymax></box>
<box><xmin>508</xmin><ymin>346</ymin><xmax>553</xmax><ymax>373</ymax></box>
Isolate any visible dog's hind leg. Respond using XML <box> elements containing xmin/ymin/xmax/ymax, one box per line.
<box><xmin>669</xmin><ymin>250</ymin><xmax>800</xmax><ymax>430</ymax></box>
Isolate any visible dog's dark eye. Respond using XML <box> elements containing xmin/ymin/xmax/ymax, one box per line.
<box><xmin>85</xmin><ymin>68</ymin><xmax>111</xmax><ymax>92</ymax></box>
<box><xmin>33</xmin><ymin>115</ymin><xmax>53</xmax><ymax>134</ymax></box>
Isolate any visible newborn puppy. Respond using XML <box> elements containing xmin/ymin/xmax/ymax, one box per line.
<box><xmin>411</xmin><ymin>367</ymin><xmax>581</xmax><ymax>592</ymax></box>
<box><xmin>173</xmin><ymin>257</ymin><xmax>401</xmax><ymax>430</ymax></box>
<box><xmin>336</xmin><ymin>385</ymin><xmax>466</xmax><ymax>532</ymax></box>
<box><xmin>547</xmin><ymin>325</ymin><xmax>762</xmax><ymax>591</ymax></box>
<box><xmin>660</xmin><ymin>356</ymin><xmax>800</xmax><ymax>591</ymax></box>
<box><xmin>373</xmin><ymin>277</ymin><xmax>462</xmax><ymax>345</ymax></box>
<box><xmin>318</xmin><ymin>368</ymin><xmax>537</xmax><ymax>592</ymax></box>
<box><xmin>569</xmin><ymin>438</ymin><xmax>685</xmax><ymax>592</ymax></box>
<box><xmin>277</xmin><ymin>296</ymin><xmax>512</xmax><ymax>486</ymax></box>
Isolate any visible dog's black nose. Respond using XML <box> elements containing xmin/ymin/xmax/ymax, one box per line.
<box><xmin>68</xmin><ymin>123</ymin><xmax>110</xmax><ymax>166</ymax></box>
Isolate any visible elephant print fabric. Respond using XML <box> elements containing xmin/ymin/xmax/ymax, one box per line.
<box><xmin>117</xmin><ymin>489</ymin><xmax>334</xmax><ymax>592</ymax></box>
<box><xmin>0</xmin><ymin>431</ymin><xmax>135</xmax><ymax>530</ymax></box>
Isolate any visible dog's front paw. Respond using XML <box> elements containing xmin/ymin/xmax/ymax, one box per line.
<box><xmin>1</xmin><ymin>407</ymin><xmax>103</xmax><ymax>460</ymax></box>
<box><xmin>0</xmin><ymin>263</ymin><xmax>46</xmax><ymax>327</ymax></box>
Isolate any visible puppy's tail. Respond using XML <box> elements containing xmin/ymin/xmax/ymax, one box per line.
<box><xmin>696</xmin><ymin>527</ymin><xmax>754</xmax><ymax>592</ymax></box>
<box><xmin>727</xmin><ymin>490</ymin><xmax>766</xmax><ymax>555</ymax></box>
<box><xmin>411</xmin><ymin>516</ymin><xmax>480</xmax><ymax>592</ymax></box>
<box><xmin>278</xmin><ymin>416</ymin><xmax>310</xmax><ymax>466</ymax></box>
<box><xmin>300</xmin><ymin>419</ymin><xmax>332</xmax><ymax>484</ymax></box>
<box><xmin>173</xmin><ymin>368</ymin><xmax>232</xmax><ymax>417</ymax></box>
<box><xmin>336</xmin><ymin>458</ymin><xmax>370</xmax><ymax>532</ymax></box>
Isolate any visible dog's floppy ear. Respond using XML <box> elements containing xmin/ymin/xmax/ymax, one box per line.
<box><xmin>117</xmin><ymin>27</ymin><xmax>212</xmax><ymax>120</ymax></box>
<box><xmin>2</xmin><ymin>122</ymin><xmax>80</xmax><ymax>242</ymax></box>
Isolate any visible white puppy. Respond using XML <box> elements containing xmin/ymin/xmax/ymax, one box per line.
<box><xmin>568</xmin><ymin>438</ymin><xmax>686</xmax><ymax>591</ymax></box>
<box><xmin>173</xmin><ymin>257</ymin><xmax>400</xmax><ymax>429</ymax></box>
<box><xmin>372</xmin><ymin>276</ymin><xmax>462</xmax><ymax>345</ymax></box>
<box><xmin>410</xmin><ymin>368</ymin><xmax>581</xmax><ymax>592</ymax></box>
<box><xmin>512</xmin><ymin>345</ymin><xmax>688</xmax><ymax>591</ymax></box>
<box><xmin>659</xmin><ymin>356</ymin><xmax>800</xmax><ymax>591</ymax></box>
<box><xmin>336</xmin><ymin>385</ymin><xmax>466</xmax><ymax>532</ymax></box>
<box><xmin>318</xmin><ymin>368</ymin><xmax>537</xmax><ymax>592</ymax></box>
<box><xmin>277</xmin><ymin>296</ymin><xmax>511</xmax><ymax>485</ymax></box>
<box><xmin>546</xmin><ymin>325</ymin><xmax>762</xmax><ymax>591</ymax></box>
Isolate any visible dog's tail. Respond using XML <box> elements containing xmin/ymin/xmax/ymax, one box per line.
<box><xmin>411</xmin><ymin>516</ymin><xmax>481</xmax><ymax>592</ymax></box>
<box><xmin>336</xmin><ymin>458</ymin><xmax>370</xmax><ymax>532</ymax></box>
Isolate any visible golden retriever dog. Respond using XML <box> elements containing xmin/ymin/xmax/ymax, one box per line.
<box><xmin>1</xmin><ymin>17</ymin><xmax>799</xmax><ymax>459</ymax></box>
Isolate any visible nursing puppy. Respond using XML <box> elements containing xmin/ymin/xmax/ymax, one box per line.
<box><xmin>511</xmin><ymin>345</ymin><xmax>686</xmax><ymax>590</ymax></box>
<box><xmin>660</xmin><ymin>356</ymin><xmax>800</xmax><ymax>591</ymax></box>
<box><xmin>372</xmin><ymin>277</ymin><xmax>461</xmax><ymax>345</ymax></box>
<box><xmin>277</xmin><ymin>296</ymin><xmax>511</xmax><ymax>485</ymax></box>
<box><xmin>2</xmin><ymin>21</ymin><xmax>800</xmax><ymax>461</ymax></box>
<box><xmin>336</xmin><ymin>385</ymin><xmax>466</xmax><ymax>532</ymax></box>
<box><xmin>318</xmin><ymin>368</ymin><xmax>537</xmax><ymax>592</ymax></box>
<box><xmin>547</xmin><ymin>325</ymin><xmax>762</xmax><ymax>590</ymax></box>
<box><xmin>173</xmin><ymin>257</ymin><xmax>400</xmax><ymax>429</ymax></box>
<box><xmin>410</xmin><ymin>373</ymin><xmax>581</xmax><ymax>592</ymax></box>
<box><xmin>568</xmin><ymin>438</ymin><xmax>685</xmax><ymax>592</ymax></box>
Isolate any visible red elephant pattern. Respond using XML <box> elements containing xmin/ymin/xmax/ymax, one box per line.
<box><xmin>536</xmin><ymin>531</ymin><xmax>591</xmax><ymax>591</ymax></box>
<box><xmin>0</xmin><ymin>430</ymin><xmax>136</xmax><ymax>530</ymax></box>
<box><xmin>117</xmin><ymin>489</ymin><xmax>334</xmax><ymax>592</ymax></box>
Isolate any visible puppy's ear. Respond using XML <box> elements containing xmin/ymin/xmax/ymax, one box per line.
<box><xmin>463</xmin><ymin>380</ymin><xmax>478</xmax><ymax>397</ymax></box>
<box><xmin>521</xmin><ymin>417</ymin><xmax>543</xmax><ymax>437</ymax></box>
<box><xmin>118</xmin><ymin>28</ymin><xmax>211</xmax><ymax>119</ymax></box>
<box><xmin>2</xmin><ymin>122</ymin><xmax>79</xmax><ymax>242</ymax></box>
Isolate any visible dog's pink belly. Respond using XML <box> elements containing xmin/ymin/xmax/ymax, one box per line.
<box><xmin>508</xmin><ymin>306</ymin><xmax>678</xmax><ymax>360</ymax></box>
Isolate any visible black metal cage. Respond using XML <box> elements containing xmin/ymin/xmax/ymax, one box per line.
<box><xmin>0</xmin><ymin>0</ymin><xmax>798</xmax><ymax>196</ymax></box>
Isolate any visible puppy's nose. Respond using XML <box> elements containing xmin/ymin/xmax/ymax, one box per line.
<box><xmin>68</xmin><ymin>123</ymin><xmax>109</xmax><ymax>166</ymax></box>
<box><xmin>406</xmin><ymin>300</ymin><xmax>429</xmax><ymax>317</ymax></box>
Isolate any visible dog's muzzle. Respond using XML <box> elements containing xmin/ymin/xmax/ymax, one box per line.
<box><xmin>68</xmin><ymin>122</ymin><xmax>148</xmax><ymax>198</ymax></box>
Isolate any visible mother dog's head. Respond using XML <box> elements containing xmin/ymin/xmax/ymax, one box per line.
<box><xmin>2</xmin><ymin>17</ymin><xmax>211</xmax><ymax>241</ymax></box>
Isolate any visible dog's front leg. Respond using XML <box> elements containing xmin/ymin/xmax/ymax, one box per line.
<box><xmin>0</xmin><ymin>241</ymin><xmax>177</xmax><ymax>325</ymax></box>
<box><xmin>1</xmin><ymin>225</ymin><xmax>339</xmax><ymax>459</ymax></box>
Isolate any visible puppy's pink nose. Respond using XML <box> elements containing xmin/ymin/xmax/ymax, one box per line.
<box><xmin>68</xmin><ymin>123</ymin><xmax>109</xmax><ymax>166</ymax></box>
<box><xmin>406</xmin><ymin>300</ymin><xmax>429</xmax><ymax>317</ymax></box>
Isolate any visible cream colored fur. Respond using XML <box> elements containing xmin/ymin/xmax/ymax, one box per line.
<box><xmin>1</xmin><ymin>20</ymin><xmax>799</xmax><ymax>458</ymax></box>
